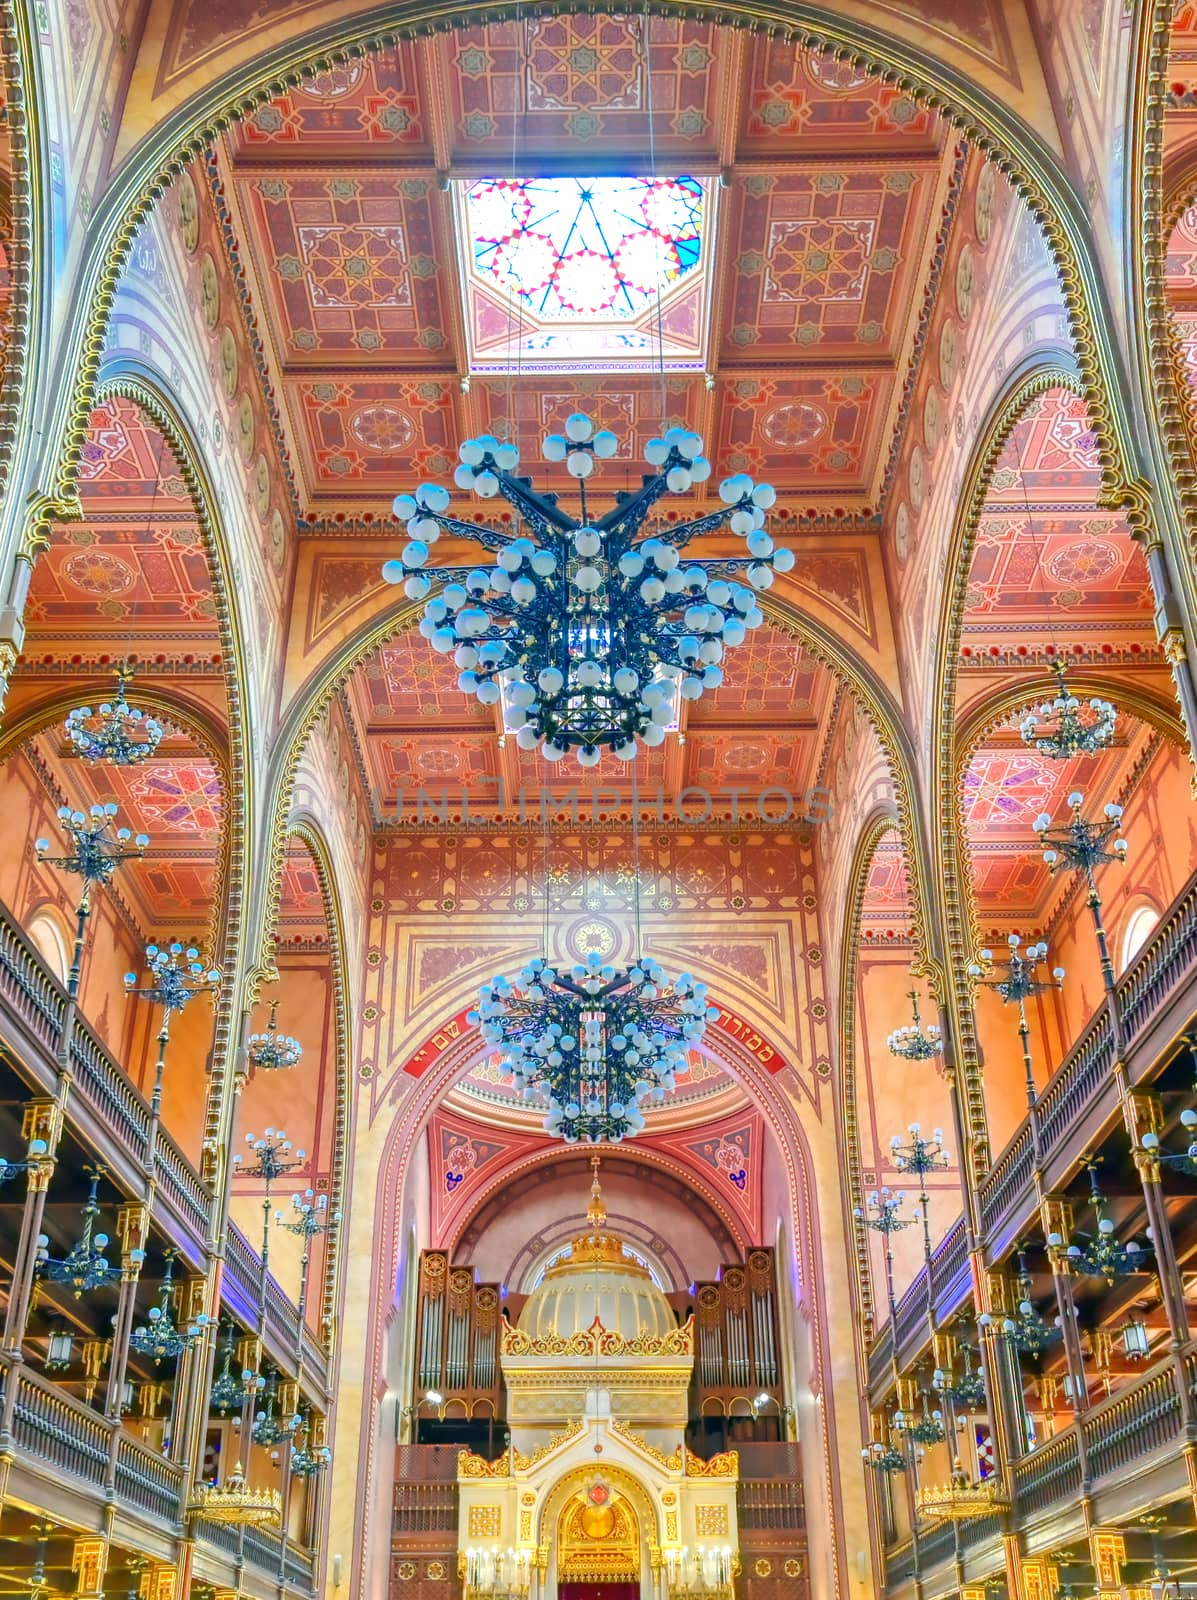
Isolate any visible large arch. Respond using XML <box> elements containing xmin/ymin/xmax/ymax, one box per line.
<box><xmin>11</xmin><ymin>1</ymin><xmax>1151</xmax><ymax>606</ymax></box>
<box><xmin>338</xmin><ymin>972</ymin><xmax>857</xmax><ymax>1600</ymax></box>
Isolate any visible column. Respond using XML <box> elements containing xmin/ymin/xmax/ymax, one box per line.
<box><xmin>104</xmin><ymin>1202</ymin><xmax>148</xmax><ymax>1417</ymax></box>
<box><xmin>1124</xmin><ymin>1090</ymin><xmax>1190</xmax><ymax>1351</ymax></box>
<box><xmin>2</xmin><ymin>1100</ymin><xmax>60</xmax><ymax>1354</ymax></box>
<box><xmin>168</xmin><ymin>1273</ymin><xmax>211</xmax><ymax>1467</ymax></box>
<box><xmin>978</xmin><ymin>1269</ymin><xmax>1028</xmax><ymax>1468</ymax></box>
<box><xmin>1041</xmin><ymin>1199</ymin><xmax>1090</xmax><ymax>1415</ymax></box>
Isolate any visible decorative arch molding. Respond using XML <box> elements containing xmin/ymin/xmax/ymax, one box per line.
<box><xmin>953</xmin><ymin>673</ymin><xmax>1187</xmax><ymax>770</ymax></box>
<box><xmin>0</xmin><ymin>3</ymin><xmax>39</xmax><ymax>507</ymax></box>
<box><xmin>834</xmin><ymin>805</ymin><xmax>901</xmax><ymax>1343</ymax></box>
<box><xmin>253</xmin><ymin>580</ymin><xmax>935</xmax><ymax>1014</ymax></box>
<box><xmin>539</xmin><ymin>1460</ymin><xmax>660</xmax><ymax>1573</ymax></box>
<box><xmin>928</xmin><ymin>359</ymin><xmax>1087</xmax><ymax>1181</ymax></box>
<box><xmin>85</xmin><ymin>370</ymin><xmax>253</xmax><ymax>1194</ymax></box>
<box><xmin>350</xmin><ymin>978</ymin><xmax>844</xmax><ymax>1598</ymax></box>
<box><xmin>1133</xmin><ymin>0</ymin><xmax>1197</xmax><ymax>671</ymax></box>
<box><xmin>282</xmin><ymin>813</ymin><xmax>355</xmax><ymax>1342</ymax></box>
<box><xmin>0</xmin><ymin>679</ymin><xmax>233</xmax><ymax>956</ymax></box>
<box><xmin>448</xmin><ymin>1144</ymin><xmax>749</xmax><ymax>1270</ymax></box>
<box><xmin>33</xmin><ymin>1</ymin><xmax>1143</xmax><ymax>575</ymax></box>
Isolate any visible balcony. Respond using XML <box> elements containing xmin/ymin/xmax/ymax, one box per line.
<box><xmin>0</xmin><ymin>895</ymin><xmax>327</xmax><ymax>1392</ymax></box>
<box><xmin>870</xmin><ymin>867</ymin><xmax>1197</xmax><ymax>1397</ymax></box>
<box><xmin>885</xmin><ymin>1345</ymin><xmax>1197</xmax><ymax>1596</ymax></box>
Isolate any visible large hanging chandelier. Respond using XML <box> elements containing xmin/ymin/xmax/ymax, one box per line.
<box><xmin>65</xmin><ymin>667</ymin><xmax>164</xmax><ymax>766</ymax></box>
<box><xmin>382</xmin><ymin>418</ymin><xmax>793</xmax><ymax>764</ymax></box>
<box><xmin>470</xmin><ymin>951</ymin><xmax>714</xmax><ymax>1143</ymax></box>
<box><xmin>1019</xmin><ymin>657</ymin><xmax>1116</xmax><ymax>760</ymax></box>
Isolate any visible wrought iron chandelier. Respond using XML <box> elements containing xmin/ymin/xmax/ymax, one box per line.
<box><xmin>252</xmin><ymin>1371</ymin><xmax>300</xmax><ymax>1447</ymax></box>
<box><xmin>129</xmin><ymin>1251</ymin><xmax>209</xmax><ymax>1365</ymax></box>
<box><xmin>1055</xmin><ymin>1166</ymin><xmax>1152</xmax><ymax>1284</ymax></box>
<box><xmin>1033</xmin><ymin>792</ymin><xmax>1127</xmax><ymax>878</ymax></box>
<box><xmin>887</xmin><ymin>988</ymin><xmax>943</xmax><ymax>1061</ymax></box>
<box><xmin>932</xmin><ymin>1338</ymin><xmax>987</xmax><ymax>1411</ymax></box>
<box><xmin>1019</xmin><ymin>657</ymin><xmax>1117</xmax><ymax>760</ymax></box>
<box><xmin>471</xmin><ymin>950</ymin><xmax>713</xmax><ymax>1143</ymax></box>
<box><xmin>36</xmin><ymin>1167</ymin><xmax>119</xmax><ymax>1296</ymax></box>
<box><xmin>65</xmin><ymin>666</ymin><xmax>164</xmax><ymax>766</ymax></box>
<box><xmin>997</xmin><ymin>1252</ymin><xmax>1059</xmax><ymax>1356</ymax></box>
<box><xmin>248</xmin><ymin>1000</ymin><xmax>303</xmax><ymax>1072</ymax></box>
<box><xmin>383</xmin><ymin>417</ymin><xmax>793</xmax><ymax>763</ymax></box>
<box><xmin>290</xmin><ymin>1411</ymin><xmax>332</xmax><ymax>1478</ymax></box>
<box><xmin>209</xmin><ymin>1323</ymin><xmax>245</xmax><ymax>1416</ymax></box>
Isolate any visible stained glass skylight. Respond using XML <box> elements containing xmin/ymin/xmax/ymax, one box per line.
<box><xmin>454</xmin><ymin>175</ymin><xmax>716</xmax><ymax>373</ymax></box>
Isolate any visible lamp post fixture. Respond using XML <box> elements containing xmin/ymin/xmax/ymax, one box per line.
<box><xmin>64</xmin><ymin>666</ymin><xmax>164</xmax><ymax>767</ymax></box>
<box><xmin>854</xmin><ymin>1187</ymin><xmax>914</xmax><ymax>1327</ymax></box>
<box><xmin>887</xmin><ymin>990</ymin><xmax>943</xmax><ymax>1062</ymax></box>
<box><xmin>35</xmin><ymin>1166</ymin><xmax>119</xmax><ymax>1297</ymax></box>
<box><xmin>35</xmin><ymin>803</ymin><xmax>148</xmax><ymax>997</ymax></box>
<box><xmin>969</xmin><ymin>935</ymin><xmax>1064</xmax><ymax>1113</ymax></box>
<box><xmin>1032</xmin><ymin>792</ymin><xmax>1127</xmax><ymax>1042</ymax></box>
<box><xmin>888</xmin><ymin>1124</ymin><xmax>950</xmax><ymax>1260</ymax></box>
<box><xmin>124</xmin><ymin>942</ymin><xmax>221</xmax><ymax>1116</ymax></box>
<box><xmin>1019</xmin><ymin>658</ymin><xmax>1117</xmax><ymax>760</ymax></box>
<box><xmin>276</xmin><ymin>1187</ymin><xmax>340</xmax><ymax>1333</ymax></box>
<box><xmin>384</xmin><ymin>416</ymin><xmax>794</xmax><ymax>764</ymax></box>
<box><xmin>233</xmin><ymin>1129</ymin><xmax>305</xmax><ymax>1308</ymax></box>
<box><xmin>290</xmin><ymin>1410</ymin><xmax>332</xmax><ymax>1478</ymax></box>
<box><xmin>1049</xmin><ymin>1167</ymin><xmax>1153</xmax><ymax>1286</ymax></box>
<box><xmin>129</xmin><ymin>1250</ymin><xmax>209</xmax><ymax>1365</ymax></box>
<box><xmin>248</xmin><ymin>1001</ymin><xmax>304</xmax><ymax>1073</ymax></box>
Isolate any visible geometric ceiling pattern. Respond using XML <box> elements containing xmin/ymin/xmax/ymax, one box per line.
<box><xmin>14</xmin><ymin>400</ymin><xmax>230</xmax><ymax>938</ymax></box>
<box><xmin>219</xmin><ymin>20</ymin><xmax>952</xmax><ymax>518</ymax></box>
<box><xmin>345</xmin><ymin>622</ymin><xmax>840</xmax><ymax>822</ymax></box>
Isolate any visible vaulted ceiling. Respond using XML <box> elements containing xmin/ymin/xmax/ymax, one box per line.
<box><xmin>217</xmin><ymin>20</ymin><xmax>954</xmax><ymax>523</ymax></box>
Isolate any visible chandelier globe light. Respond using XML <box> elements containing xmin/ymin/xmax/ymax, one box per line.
<box><xmin>470</xmin><ymin>950</ymin><xmax>715</xmax><ymax>1144</ymax></box>
<box><xmin>64</xmin><ymin>667</ymin><xmax>165</xmax><ymax>767</ymax></box>
<box><xmin>383</xmin><ymin>416</ymin><xmax>794</xmax><ymax>764</ymax></box>
<box><xmin>887</xmin><ymin>988</ymin><xmax>943</xmax><ymax>1061</ymax></box>
<box><xmin>1019</xmin><ymin>657</ymin><xmax>1117</xmax><ymax>760</ymax></box>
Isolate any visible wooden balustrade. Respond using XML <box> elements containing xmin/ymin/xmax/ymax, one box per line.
<box><xmin>1011</xmin><ymin>1429</ymin><xmax>1081</xmax><ymax>1517</ymax></box>
<box><xmin>0</xmin><ymin>905</ymin><xmax>67</xmax><ymax>1051</ymax></box>
<box><xmin>10</xmin><ymin>1367</ymin><xmax>110</xmax><ymax>1488</ymax></box>
<box><xmin>114</xmin><ymin>1431</ymin><xmax>185</xmax><ymax>1524</ymax></box>
<box><xmin>870</xmin><ymin>868</ymin><xmax>1197</xmax><ymax>1401</ymax></box>
<box><xmin>1082</xmin><ymin>1361</ymin><xmax>1183</xmax><ymax>1482</ymax></box>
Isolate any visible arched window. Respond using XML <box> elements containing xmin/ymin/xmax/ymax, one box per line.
<box><xmin>524</xmin><ymin>1241</ymin><xmax>665</xmax><ymax>1292</ymax></box>
<box><xmin>1120</xmin><ymin>904</ymin><xmax>1159</xmax><ymax>973</ymax></box>
<box><xmin>26</xmin><ymin>909</ymin><xmax>70</xmax><ymax>985</ymax></box>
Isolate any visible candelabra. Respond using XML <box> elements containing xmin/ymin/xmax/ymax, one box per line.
<box><xmin>276</xmin><ymin>1186</ymin><xmax>340</xmax><ymax>1331</ymax></box>
<box><xmin>124</xmin><ymin>942</ymin><xmax>221</xmax><ymax>1114</ymax></box>
<box><xmin>932</xmin><ymin>1339</ymin><xmax>987</xmax><ymax>1411</ymax></box>
<box><xmin>209</xmin><ymin>1322</ymin><xmax>246</xmax><ymax>1416</ymax></box>
<box><xmin>65</xmin><ymin>667</ymin><xmax>165</xmax><ymax>766</ymax></box>
<box><xmin>969</xmin><ymin>934</ymin><xmax>1065</xmax><ymax>1112</ymax></box>
<box><xmin>1138</xmin><ymin>1108</ymin><xmax>1197</xmax><ymax>1176</ymax></box>
<box><xmin>854</xmin><ymin>1187</ymin><xmax>914</xmax><ymax>1334</ymax></box>
<box><xmin>463</xmin><ymin>1546</ymin><xmax>534</xmax><ymax>1596</ymax></box>
<box><xmin>35</xmin><ymin>803</ymin><xmax>148</xmax><ymax>996</ymax></box>
<box><xmin>248</xmin><ymin>1000</ymin><xmax>304</xmax><ymax>1072</ymax></box>
<box><xmin>662</xmin><ymin>1545</ymin><xmax>736</xmax><ymax>1593</ymax></box>
<box><xmin>994</xmin><ymin>1253</ymin><xmax>1060</xmax><ymax>1356</ymax></box>
<box><xmin>129</xmin><ymin>1250</ymin><xmax>209</xmax><ymax>1365</ymax></box>
<box><xmin>888</xmin><ymin>1124</ymin><xmax>950</xmax><ymax>1259</ymax></box>
<box><xmin>860</xmin><ymin>1433</ymin><xmax>909</xmax><ymax>1475</ymax></box>
<box><xmin>290</xmin><ymin>1411</ymin><xmax>332</xmax><ymax>1478</ymax></box>
<box><xmin>1033</xmin><ymin>792</ymin><xmax>1127</xmax><ymax>1022</ymax></box>
<box><xmin>887</xmin><ymin>989</ymin><xmax>943</xmax><ymax>1061</ymax></box>
<box><xmin>1019</xmin><ymin>657</ymin><xmax>1117</xmax><ymax>759</ymax></box>
<box><xmin>234</xmin><ymin>1129</ymin><xmax>305</xmax><ymax>1304</ymax></box>
<box><xmin>35</xmin><ymin>1167</ymin><xmax>119</xmax><ymax>1296</ymax></box>
<box><xmin>252</xmin><ymin>1370</ymin><xmax>300</xmax><ymax>1447</ymax></box>
<box><xmin>1050</xmin><ymin>1167</ymin><xmax>1152</xmax><ymax>1285</ymax></box>
<box><xmin>385</xmin><ymin>416</ymin><xmax>794</xmax><ymax>764</ymax></box>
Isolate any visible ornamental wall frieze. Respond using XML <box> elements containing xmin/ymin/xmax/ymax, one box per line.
<box><xmin>501</xmin><ymin>1316</ymin><xmax>695</xmax><ymax>1359</ymax></box>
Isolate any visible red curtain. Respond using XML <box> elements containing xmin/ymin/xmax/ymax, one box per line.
<box><xmin>557</xmin><ymin>1583</ymin><xmax>641</xmax><ymax>1600</ymax></box>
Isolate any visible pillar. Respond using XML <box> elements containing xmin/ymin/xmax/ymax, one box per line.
<box><xmin>1041</xmin><ymin>1199</ymin><xmax>1089</xmax><ymax>1413</ymax></box>
<box><xmin>2</xmin><ymin>1100</ymin><xmax>60</xmax><ymax>1354</ymax></box>
<box><xmin>104</xmin><ymin>1202</ymin><xmax>148</xmax><ymax>1418</ymax></box>
<box><xmin>1124</xmin><ymin>1090</ymin><xmax>1190</xmax><ymax>1351</ymax></box>
<box><xmin>71</xmin><ymin>1536</ymin><xmax>108</xmax><ymax>1600</ymax></box>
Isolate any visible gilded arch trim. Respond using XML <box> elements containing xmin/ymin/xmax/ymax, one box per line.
<box><xmin>835</xmin><ymin>806</ymin><xmax>902</xmax><ymax>1343</ymax></box>
<box><xmin>281</xmin><ymin>813</ymin><xmax>354</xmax><ymax>1343</ymax></box>
<box><xmin>928</xmin><ymin>361</ymin><xmax>1085</xmax><ymax>1182</ymax></box>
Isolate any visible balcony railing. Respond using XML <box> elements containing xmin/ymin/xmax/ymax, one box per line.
<box><xmin>0</xmin><ymin>896</ymin><xmax>326</xmax><ymax>1385</ymax></box>
<box><xmin>114</xmin><ymin>1431</ymin><xmax>185</xmax><ymax>1525</ymax></box>
<box><xmin>870</xmin><ymin>867</ymin><xmax>1197</xmax><ymax>1394</ymax></box>
<box><xmin>10</xmin><ymin>1367</ymin><xmax>110</xmax><ymax>1489</ymax></box>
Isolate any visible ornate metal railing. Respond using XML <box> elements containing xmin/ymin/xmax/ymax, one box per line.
<box><xmin>870</xmin><ymin>868</ymin><xmax>1197</xmax><ymax>1394</ymax></box>
<box><xmin>114</xmin><ymin>1431</ymin><xmax>184</xmax><ymax>1524</ymax></box>
<box><xmin>10</xmin><ymin>1368</ymin><xmax>110</xmax><ymax>1487</ymax></box>
<box><xmin>1011</xmin><ymin>1429</ymin><xmax>1081</xmax><ymax>1518</ymax></box>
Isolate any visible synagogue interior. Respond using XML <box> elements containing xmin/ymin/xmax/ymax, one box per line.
<box><xmin>1</xmin><ymin>2</ymin><xmax>1197</xmax><ymax>1597</ymax></box>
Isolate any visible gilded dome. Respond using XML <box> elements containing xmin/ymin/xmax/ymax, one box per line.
<box><xmin>517</xmin><ymin>1163</ymin><xmax>677</xmax><ymax>1343</ymax></box>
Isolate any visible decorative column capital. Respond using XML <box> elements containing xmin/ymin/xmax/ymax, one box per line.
<box><xmin>1040</xmin><ymin>1196</ymin><xmax>1074</xmax><ymax>1270</ymax></box>
<box><xmin>71</xmin><ymin>1536</ymin><xmax>108</xmax><ymax>1598</ymax></box>
<box><xmin>117</xmin><ymin>1202</ymin><xmax>150</xmax><ymax>1267</ymax></box>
